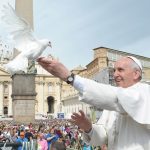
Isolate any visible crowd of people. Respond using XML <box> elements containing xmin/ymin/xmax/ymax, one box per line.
<box><xmin>0</xmin><ymin>119</ymin><xmax>102</xmax><ymax>150</ymax></box>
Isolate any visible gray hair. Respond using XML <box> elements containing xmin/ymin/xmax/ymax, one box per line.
<box><xmin>130</xmin><ymin>61</ymin><xmax>142</xmax><ymax>80</ymax></box>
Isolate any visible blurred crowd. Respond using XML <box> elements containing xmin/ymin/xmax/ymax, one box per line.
<box><xmin>0</xmin><ymin>119</ymin><xmax>102</xmax><ymax>150</ymax></box>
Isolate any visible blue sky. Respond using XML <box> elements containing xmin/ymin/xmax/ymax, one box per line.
<box><xmin>0</xmin><ymin>0</ymin><xmax>150</xmax><ymax>69</ymax></box>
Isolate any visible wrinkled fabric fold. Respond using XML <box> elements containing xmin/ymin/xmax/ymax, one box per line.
<box><xmin>117</xmin><ymin>82</ymin><xmax>150</xmax><ymax>124</ymax></box>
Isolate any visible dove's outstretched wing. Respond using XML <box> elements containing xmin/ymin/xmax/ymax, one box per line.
<box><xmin>1</xmin><ymin>3</ymin><xmax>37</xmax><ymax>52</ymax></box>
<box><xmin>1</xmin><ymin>3</ymin><xmax>51</xmax><ymax>75</ymax></box>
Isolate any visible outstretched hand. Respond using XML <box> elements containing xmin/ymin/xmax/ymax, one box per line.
<box><xmin>70</xmin><ymin>110</ymin><xmax>92</xmax><ymax>133</ymax></box>
<box><xmin>37</xmin><ymin>56</ymin><xmax>71</xmax><ymax>81</ymax></box>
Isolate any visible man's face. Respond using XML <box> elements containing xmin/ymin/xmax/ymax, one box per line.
<box><xmin>20</xmin><ymin>132</ymin><xmax>25</xmax><ymax>139</ymax></box>
<box><xmin>113</xmin><ymin>57</ymin><xmax>139</xmax><ymax>88</ymax></box>
<box><xmin>50</xmin><ymin>128</ymin><xmax>55</xmax><ymax>134</ymax></box>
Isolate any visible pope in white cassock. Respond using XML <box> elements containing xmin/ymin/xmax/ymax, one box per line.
<box><xmin>37</xmin><ymin>55</ymin><xmax>150</xmax><ymax>150</ymax></box>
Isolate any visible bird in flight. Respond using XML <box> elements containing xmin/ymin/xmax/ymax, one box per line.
<box><xmin>1</xmin><ymin>3</ymin><xmax>51</xmax><ymax>75</ymax></box>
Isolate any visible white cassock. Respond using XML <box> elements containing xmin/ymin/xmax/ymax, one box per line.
<box><xmin>73</xmin><ymin>75</ymin><xmax>150</xmax><ymax>150</ymax></box>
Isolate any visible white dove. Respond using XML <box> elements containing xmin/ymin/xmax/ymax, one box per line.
<box><xmin>1</xmin><ymin>3</ymin><xmax>51</xmax><ymax>75</ymax></box>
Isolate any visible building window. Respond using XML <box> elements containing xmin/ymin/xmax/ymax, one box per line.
<box><xmin>47</xmin><ymin>96</ymin><xmax>54</xmax><ymax>113</ymax></box>
<box><xmin>3</xmin><ymin>84</ymin><xmax>8</xmax><ymax>94</ymax></box>
<box><xmin>4</xmin><ymin>107</ymin><xmax>8</xmax><ymax>115</ymax></box>
<box><xmin>48</xmin><ymin>83</ymin><xmax>53</xmax><ymax>93</ymax></box>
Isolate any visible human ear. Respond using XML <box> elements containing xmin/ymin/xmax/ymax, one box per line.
<box><xmin>133</xmin><ymin>70</ymin><xmax>141</xmax><ymax>80</ymax></box>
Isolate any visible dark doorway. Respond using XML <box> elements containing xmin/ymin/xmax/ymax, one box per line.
<box><xmin>3</xmin><ymin>107</ymin><xmax>8</xmax><ymax>115</ymax></box>
<box><xmin>47</xmin><ymin>96</ymin><xmax>54</xmax><ymax>113</ymax></box>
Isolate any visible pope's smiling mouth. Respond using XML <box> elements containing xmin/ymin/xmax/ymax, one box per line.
<box><xmin>116</xmin><ymin>80</ymin><xmax>121</xmax><ymax>82</ymax></box>
<box><xmin>115</xmin><ymin>78</ymin><xmax>122</xmax><ymax>82</ymax></box>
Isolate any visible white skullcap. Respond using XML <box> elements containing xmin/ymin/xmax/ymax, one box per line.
<box><xmin>127</xmin><ymin>56</ymin><xmax>142</xmax><ymax>70</ymax></box>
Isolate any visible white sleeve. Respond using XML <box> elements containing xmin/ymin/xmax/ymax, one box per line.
<box><xmin>82</xmin><ymin>124</ymin><xmax>107</xmax><ymax>146</ymax></box>
<box><xmin>73</xmin><ymin>75</ymin><xmax>125</xmax><ymax>113</ymax></box>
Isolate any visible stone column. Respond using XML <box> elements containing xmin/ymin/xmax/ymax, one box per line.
<box><xmin>37</xmin><ymin>82</ymin><xmax>45</xmax><ymax>114</ymax></box>
<box><xmin>12</xmin><ymin>74</ymin><xmax>36</xmax><ymax>123</ymax></box>
<box><xmin>0</xmin><ymin>82</ymin><xmax>3</xmax><ymax>116</ymax></box>
<box><xmin>13</xmin><ymin>0</ymin><xmax>36</xmax><ymax>123</ymax></box>
<box><xmin>15</xmin><ymin>0</ymin><xmax>33</xmax><ymax>29</ymax></box>
<box><xmin>15</xmin><ymin>0</ymin><xmax>35</xmax><ymax>71</ymax></box>
<box><xmin>8</xmin><ymin>83</ymin><xmax>12</xmax><ymax>116</ymax></box>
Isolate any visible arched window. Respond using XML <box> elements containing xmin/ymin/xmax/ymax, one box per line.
<box><xmin>4</xmin><ymin>107</ymin><xmax>8</xmax><ymax>115</ymax></box>
<box><xmin>47</xmin><ymin>96</ymin><xmax>54</xmax><ymax>113</ymax></box>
